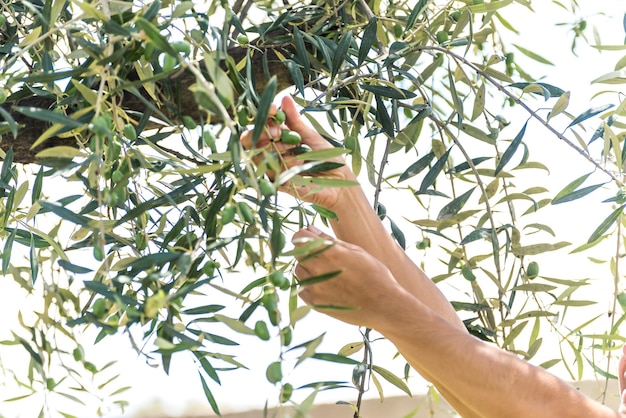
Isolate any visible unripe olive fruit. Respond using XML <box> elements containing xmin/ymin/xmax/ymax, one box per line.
<box><xmin>123</xmin><ymin>123</ymin><xmax>137</xmax><ymax>141</ymax></box>
<box><xmin>280</xmin><ymin>326</ymin><xmax>292</xmax><ymax>346</ymax></box>
<box><xmin>280</xmin><ymin>383</ymin><xmax>293</xmax><ymax>403</ymax></box>
<box><xmin>281</xmin><ymin>129</ymin><xmax>302</xmax><ymax>145</ymax></box>
<box><xmin>270</xmin><ymin>271</ymin><xmax>289</xmax><ymax>290</ymax></box>
<box><xmin>221</xmin><ymin>202</ymin><xmax>236</xmax><ymax>225</ymax></box>
<box><xmin>92</xmin><ymin>298</ymin><xmax>107</xmax><ymax>318</ymax></box>
<box><xmin>393</xmin><ymin>24</ymin><xmax>403</xmax><ymax>38</ymax></box>
<box><xmin>436</xmin><ymin>31</ymin><xmax>449</xmax><ymax>44</ymax></box>
<box><xmin>451</xmin><ymin>10</ymin><xmax>462</xmax><ymax>21</ymax></box>
<box><xmin>237</xmin><ymin>34</ymin><xmax>249</xmax><ymax>45</ymax></box>
<box><xmin>237</xmin><ymin>202</ymin><xmax>255</xmax><ymax>224</ymax></box>
<box><xmin>527</xmin><ymin>261</ymin><xmax>539</xmax><ymax>279</ymax></box>
<box><xmin>111</xmin><ymin>170</ymin><xmax>124</xmax><ymax>183</ymax></box>
<box><xmin>259</xmin><ymin>179</ymin><xmax>276</xmax><ymax>197</ymax></box>
<box><xmin>266</xmin><ymin>361</ymin><xmax>282</xmax><ymax>384</ymax></box>
<box><xmin>254</xmin><ymin>320</ymin><xmax>270</xmax><ymax>341</ymax></box>
<box><xmin>273</xmin><ymin>109</ymin><xmax>286</xmax><ymax>124</ymax></box>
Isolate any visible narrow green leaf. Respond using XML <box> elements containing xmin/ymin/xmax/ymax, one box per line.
<box><xmin>293</xmin><ymin>27</ymin><xmax>310</xmax><ymax>76</ymax></box>
<box><xmin>509</xmin><ymin>82</ymin><xmax>565</xmax><ymax>98</ymax></box>
<box><xmin>437</xmin><ymin>188</ymin><xmax>475</xmax><ymax>220</ymax></box>
<box><xmin>57</xmin><ymin>259</ymin><xmax>92</xmax><ymax>274</ymax></box>
<box><xmin>548</xmin><ymin>91</ymin><xmax>570</xmax><ymax>121</ymax></box>
<box><xmin>371</xmin><ymin>365</ymin><xmax>412</xmax><ymax>397</ymax></box>
<box><xmin>332</xmin><ymin>31</ymin><xmax>353</xmax><ymax>79</ymax></box>
<box><xmin>31</xmin><ymin>167</ymin><xmax>43</xmax><ymax>205</ymax></box>
<box><xmin>405</xmin><ymin>0</ymin><xmax>428</xmax><ymax>31</ymax></box>
<box><xmin>1</xmin><ymin>147</ymin><xmax>13</xmax><ymax>181</ymax></box>
<box><xmin>471</xmin><ymin>82</ymin><xmax>486</xmax><ymax>121</ymax></box>
<box><xmin>552</xmin><ymin>183</ymin><xmax>604</xmax><ymax>205</ymax></box>
<box><xmin>587</xmin><ymin>205</ymin><xmax>625</xmax><ymax>243</ymax></box>
<box><xmin>312</xmin><ymin>353</ymin><xmax>360</xmax><ymax>365</ymax></box>
<box><xmin>512</xmin><ymin>43</ymin><xmax>554</xmax><ymax>65</ymax></box>
<box><xmin>447</xmin><ymin>157</ymin><xmax>491</xmax><ymax>174</ymax></box>
<box><xmin>512</xmin><ymin>241</ymin><xmax>570</xmax><ymax>256</ymax></box>
<box><xmin>399</xmin><ymin>152</ymin><xmax>434</xmax><ymax>182</ymax></box>
<box><xmin>375</xmin><ymin>95</ymin><xmax>394</xmax><ymax>137</ymax></box>
<box><xmin>2</xmin><ymin>227</ymin><xmax>16</xmax><ymax>274</ymax></box>
<box><xmin>460</xmin><ymin>228</ymin><xmax>491</xmax><ymax>245</ymax></box>
<box><xmin>199</xmin><ymin>373</ymin><xmax>221</xmax><ymax>416</ymax></box>
<box><xmin>495</xmin><ymin>121</ymin><xmax>528</xmax><ymax>175</ymax></box>
<box><xmin>38</xmin><ymin>201</ymin><xmax>91</xmax><ymax>226</ymax></box>
<box><xmin>183</xmin><ymin>305</ymin><xmax>225</xmax><ymax>315</ymax></box>
<box><xmin>14</xmin><ymin>106</ymin><xmax>84</xmax><ymax>133</ymax></box>
<box><xmin>213</xmin><ymin>314</ymin><xmax>255</xmax><ymax>335</ymax></box>
<box><xmin>252</xmin><ymin>76</ymin><xmax>277</xmax><ymax>146</ymax></box>
<box><xmin>420</xmin><ymin>148</ymin><xmax>451</xmax><ymax>191</ymax></box>
<box><xmin>30</xmin><ymin>235</ymin><xmax>38</xmax><ymax>283</ymax></box>
<box><xmin>298</xmin><ymin>270</ymin><xmax>342</xmax><ymax>287</ymax></box>
<box><xmin>566</xmin><ymin>104</ymin><xmax>614</xmax><ymax>130</ymax></box>
<box><xmin>552</xmin><ymin>300</ymin><xmax>596</xmax><ymax>307</ymax></box>
<box><xmin>0</xmin><ymin>106</ymin><xmax>18</xmax><ymax>138</ymax></box>
<box><xmin>135</xmin><ymin>17</ymin><xmax>177</xmax><ymax>56</ymax></box>
<box><xmin>359</xmin><ymin>17</ymin><xmax>378</xmax><ymax>65</ymax></box>
<box><xmin>502</xmin><ymin>321</ymin><xmax>528</xmax><ymax>348</ymax></box>
<box><xmin>361</xmin><ymin>84</ymin><xmax>416</xmax><ymax>100</ymax></box>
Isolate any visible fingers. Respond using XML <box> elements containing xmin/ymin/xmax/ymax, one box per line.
<box><xmin>281</xmin><ymin>96</ymin><xmax>333</xmax><ymax>151</ymax></box>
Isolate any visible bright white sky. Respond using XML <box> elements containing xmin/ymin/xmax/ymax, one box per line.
<box><xmin>1</xmin><ymin>1</ymin><xmax>626</xmax><ymax>418</ymax></box>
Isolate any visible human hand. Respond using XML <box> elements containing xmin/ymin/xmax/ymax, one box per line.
<box><xmin>619</xmin><ymin>345</ymin><xmax>626</xmax><ymax>415</ymax></box>
<box><xmin>240</xmin><ymin>96</ymin><xmax>356</xmax><ymax>210</ymax></box>
<box><xmin>292</xmin><ymin>225</ymin><xmax>408</xmax><ymax>329</ymax></box>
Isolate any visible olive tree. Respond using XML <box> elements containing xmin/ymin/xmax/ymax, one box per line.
<box><xmin>0</xmin><ymin>0</ymin><xmax>625</xmax><ymax>416</ymax></box>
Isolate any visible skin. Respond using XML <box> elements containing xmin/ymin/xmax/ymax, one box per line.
<box><xmin>241</xmin><ymin>96</ymin><xmax>626</xmax><ymax>417</ymax></box>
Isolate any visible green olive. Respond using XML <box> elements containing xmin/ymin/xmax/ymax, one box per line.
<box><xmin>270</xmin><ymin>271</ymin><xmax>289</xmax><ymax>289</ymax></box>
<box><xmin>280</xmin><ymin>383</ymin><xmax>293</xmax><ymax>402</ymax></box>
<box><xmin>237</xmin><ymin>34</ymin><xmax>249</xmax><ymax>45</ymax></box>
<box><xmin>221</xmin><ymin>202</ymin><xmax>236</xmax><ymax>225</ymax></box>
<box><xmin>280</xmin><ymin>326</ymin><xmax>292</xmax><ymax>346</ymax></box>
<box><xmin>281</xmin><ymin>129</ymin><xmax>302</xmax><ymax>145</ymax></box>
<box><xmin>92</xmin><ymin>298</ymin><xmax>107</xmax><ymax>318</ymax></box>
<box><xmin>111</xmin><ymin>170</ymin><xmax>124</xmax><ymax>184</ymax></box>
<box><xmin>451</xmin><ymin>11</ymin><xmax>462</xmax><ymax>22</ymax></box>
<box><xmin>237</xmin><ymin>201</ymin><xmax>255</xmax><ymax>224</ymax></box>
<box><xmin>393</xmin><ymin>24</ymin><xmax>403</xmax><ymax>38</ymax></box>
<box><xmin>436</xmin><ymin>31</ymin><xmax>449</xmax><ymax>44</ymax></box>
<box><xmin>527</xmin><ymin>261</ymin><xmax>539</xmax><ymax>279</ymax></box>
<box><xmin>263</xmin><ymin>286</ymin><xmax>280</xmax><ymax>326</ymax></box>
<box><xmin>254</xmin><ymin>320</ymin><xmax>270</xmax><ymax>341</ymax></box>
<box><xmin>266</xmin><ymin>361</ymin><xmax>282</xmax><ymax>384</ymax></box>
<box><xmin>273</xmin><ymin>109</ymin><xmax>286</xmax><ymax>124</ymax></box>
<box><xmin>123</xmin><ymin>123</ymin><xmax>137</xmax><ymax>141</ymax></box>
<box><xmin>259</xmin><ymin>179</ymin><xmax>276</xmax><ymax>197</ymax></box>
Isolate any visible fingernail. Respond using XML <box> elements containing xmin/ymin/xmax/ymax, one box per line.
<box><xmin>308</xmin><ymin>225</ymin><xmax>322</xmax><ymax>235</ymax></box>
<box><xmin>292</xmin><ymin>236</ymin><xmax>313</xmax><ymax>245</ymax></box>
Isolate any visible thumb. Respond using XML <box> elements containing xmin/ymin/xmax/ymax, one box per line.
<box><xmin>281</xmin><ymin>96</ymin><xmax>331</xmax><ymax>149</ymax></box>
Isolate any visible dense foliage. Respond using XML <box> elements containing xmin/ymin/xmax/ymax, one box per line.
<box><xmin>1</xmin><ymin>0</ymin><xmax>625</xmax><ymax>416</ymax></box>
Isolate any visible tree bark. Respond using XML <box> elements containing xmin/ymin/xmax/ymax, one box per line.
<box><xmin>1</xmin><ymin>44</ymin><xmax>297</xmax><ymax>164</ymax></box>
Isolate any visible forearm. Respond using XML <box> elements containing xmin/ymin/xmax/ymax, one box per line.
<box><xmin>328</xmin><ymin>182</ymin><xmax>464</xmax><ymax>331</ymax></box>
<box><xmin>377</xmin><ymin>293</ymin><xmax>619</xmax><ymax>418</ymax></box>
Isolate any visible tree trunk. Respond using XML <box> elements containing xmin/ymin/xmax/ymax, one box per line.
<box><xmin>1</xmin><ymin>44</ymin><xmax>297</xmax><ymax>164</ymax></box>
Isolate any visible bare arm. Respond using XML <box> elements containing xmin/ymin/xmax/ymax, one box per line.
<box><xmin>293</xmin><ymin>227</ymin><xmax>621</xmax><ymax>418</ymax></box>
<box><xmin>242</xmin><ymin>95</ymin><xmax>463</xmax><ymax>331</ymax></box>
